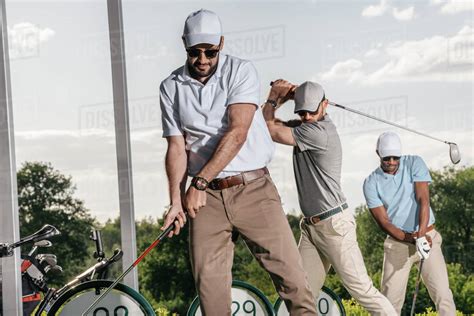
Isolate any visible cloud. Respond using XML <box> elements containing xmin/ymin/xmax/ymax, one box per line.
<box><xmin>8</xmin><ymin>22</ymin><xmax>55</xmax><ymax>59</ymax></box>
<box><xmin>392</xmin><ymin>6</ymin><xmax>416</xmax><ymax>21</ymax></box>
<box><xmin>431</xmin><ymin>0</ymin><xmax>474</xmax><ymax>14</ymax></box>
<box><xmin>362</xmin><ymin>1</ymin><xmax>417</xmax><ymax>20</ymax></box>
<box><xmin>320</xmin><ymin>25</ymin><xmax>473</xmax><ymax>84</ymax></box>
<box><xmin>364</xmin><ymin>49</ymin><xmax>381</xmax><ymax>58</ymax></box>
<box><xmin>362</xmin><ymin>0</ymin><xmax>390</xmax><ymax>17</ymax></box>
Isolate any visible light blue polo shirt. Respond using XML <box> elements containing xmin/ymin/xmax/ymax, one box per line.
<box><xmin>363</xmin><ymin>155</ymin><xmax>435</xmax><ymax>233</ymax></box>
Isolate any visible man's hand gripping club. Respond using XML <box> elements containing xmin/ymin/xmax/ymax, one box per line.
<box><xmin>160</xmin><ymin>185</ymin><xmax>208</xmax><ymax>238</ymax></box>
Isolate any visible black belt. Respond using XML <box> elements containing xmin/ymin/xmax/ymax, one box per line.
<box><xmin>304</xmin><ymin>203</ymin><xmax>349</xmax><ymax>225</ymax></box>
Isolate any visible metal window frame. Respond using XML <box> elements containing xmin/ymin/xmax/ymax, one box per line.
<box><xmin>107</xmin><ymin>0</ymin><xmax>138</xmax><ymax>289</ymax></box>
<box><xmin>0</xmin><ymin>0</ymin><xmax>22</xmax><ymax>314</ymax></box>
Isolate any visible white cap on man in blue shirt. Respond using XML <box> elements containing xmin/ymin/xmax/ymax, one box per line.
<box><xmin>182</xmin><ymin>9</ymin><xmax>222</xmax><ymax>48</ymax></box>
<box><xmin>377</xmin><ymin>131</ymin><xmax>402</xmax><ymax>158</ymax></box>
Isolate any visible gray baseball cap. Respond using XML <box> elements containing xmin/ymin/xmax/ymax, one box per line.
<box><xmin>183</xmin><ymin>9</ymin><xmax>222</xmax><ymax>48</ymax></box>
<box><xmin>294</xmin><ymin>81</ymin><xmax>326</xmax><ymax>113</ymax></box>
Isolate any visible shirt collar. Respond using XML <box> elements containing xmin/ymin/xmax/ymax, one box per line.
<box><xmin>177</xmin><ymin>54</ymin><xmax>227</xmax><ymax>84</ymax></box>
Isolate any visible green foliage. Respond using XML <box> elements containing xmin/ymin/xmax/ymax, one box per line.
<box><xmin>341</xmin><ymin>299</ymin><xmax>466</xmax><ymax>316</ymax></box>
<box><xmin>430</xmin><ymin>167</ymin><xmax>474</xmax><ymax>273</ymax></box>
<box><xmin>341</xmin><ymin>298</ymin><xmax>369</xmax><ymax>315</ymax></box>
<box><xmin>17</xmin><ymin>161</ymin><xmax>95</xmax><ymax>285</ymax></box>
<box><xmin>354</xmin><ymin>205</ymin><xmax>386</xmax><ymax>275</ymax></box>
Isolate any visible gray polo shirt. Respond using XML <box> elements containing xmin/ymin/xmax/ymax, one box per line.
<box><xmin>291</xmin><ymin>115</ymin><xmax>346</xmax><ymax>217</ymax></box>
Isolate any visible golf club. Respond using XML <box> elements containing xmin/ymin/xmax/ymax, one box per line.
<box><xmin>81</xmin><ymin>222</ymin><xmax>176</xmax><ymax>316</ymax></box>
<box><xmin>328</xmin><ymin>101</ymin><xmax>461</xmax><ymax>164</ymax></box>
<box><xmin>410</xmin><ymin>259</ymin><xmax>424</xmax><ymax>316</ymax></box>
<box><xmin>268</xmin><ymin>81</ymin><xmax>461</xmax><ymax>164</ymax></box>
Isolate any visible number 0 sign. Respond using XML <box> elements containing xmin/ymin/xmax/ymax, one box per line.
<box><xmin>274</xmin><ymin>286</ymin><xmax>345</xmax><ymax>316</ymax></box>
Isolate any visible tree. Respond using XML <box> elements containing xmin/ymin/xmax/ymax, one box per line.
<box><xmin>430</xmin><ymin>166</ymin><xmax>474</xmax><ymax>273</ymax></box>
<box><xmin>17</xmin><ymin>161</ymin><xmax>96</xmax><ymax>285</ymax></box>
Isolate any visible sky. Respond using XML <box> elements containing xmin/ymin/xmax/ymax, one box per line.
<box><xmin>5</xmin><ymin>0</ymin><xmax>473</xmax><ymax>223</ymax></box>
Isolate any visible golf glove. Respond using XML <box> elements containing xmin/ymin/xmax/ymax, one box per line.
<box><xmin>416</xmin><ymin>236</ymin><xmax>431</xmax><ymax>260</ymax></box>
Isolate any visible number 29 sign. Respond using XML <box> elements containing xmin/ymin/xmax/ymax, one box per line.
<box><xmin>187</xmin><ymin>281</ymin><xmax>345</xmax><ymax>316</ymax></box>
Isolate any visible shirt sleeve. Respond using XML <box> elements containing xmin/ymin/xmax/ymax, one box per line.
<box><xmin>160</xmin><ymin>81</ymin><xmax>183</xmax><ymax>137</ymax></box>
<box><xmin>411</xmin><ymin>156</ymin><xmax>432</xmax><ymax>182</ymax></box>
<box><xmin>291</xmin><ymin>122</ymin><xmax>328</xmax><ymax>152</ymax></box>
<box><xmin>227</xmin><ymin>61</ymin><xmax>260</xmax><ymax>107</ymax></box>
<box><xmin>363</xmin><ymin>177</ymin><xmax>384</xmax><ymax>208</ymax></box>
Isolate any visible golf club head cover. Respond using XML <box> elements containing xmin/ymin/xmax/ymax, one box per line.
<box><xmin>416</xmin><ymin>236</ymin><xmax>431</xmax><ymax>260</ymax></box>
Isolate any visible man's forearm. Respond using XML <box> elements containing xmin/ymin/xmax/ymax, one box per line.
<box><xmin>197</xmin><ymin>127</ymin><xmax>247</xmax><ymax>181</ymax></box>
<box><xmin>262</xmin><ymin>101</ymin><xmax>276</xmax><ymax>122</ymax></box>
<box><xmin>165</xmin><ymin>139</ymin><xmax>187</xmax><ymax>205</ymax></box>
<box><xmin>381</xmin><ymin>222</ymin><xmax>412</xmax><ymax>242</ymax></box>
<box><xmin>415</xmin><ymin>182</ymin><xmax>431</xmax><ymax>236</ymax></box>
<box><xmin>418</xmin><ymin>202</ymin><xmax>430</xmax><ymax>236</ymax></box>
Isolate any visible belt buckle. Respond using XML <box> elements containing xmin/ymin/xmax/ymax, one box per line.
<box><xmin>209</xmin><ymin>180</ymin><xmax>219</xmax><ymax>190</ymax></box>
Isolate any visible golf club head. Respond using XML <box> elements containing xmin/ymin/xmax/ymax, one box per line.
<box><xmin>448</xmin><ymin>143</ymin><xmax>461</xmax><ymax>164</ymax></box>
<box><xmin>34</xmin><ymin>240</ymin><xmax>52</xmax><ymax>248</ymax></box>
<box><xmin>45</xmin><ymin>265</ymin><xmax>63</xmax><ymax>275</ymax></box>
<box><xmin>37</xmin><ymin>254</ymin><xmax>57</xmax><ymax>268</ymax></box>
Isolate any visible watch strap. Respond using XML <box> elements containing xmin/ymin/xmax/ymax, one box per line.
<box><xmin>266</xmin><ymin>99</ymin><xmax>278</xmax><ymax>108</ymax></box>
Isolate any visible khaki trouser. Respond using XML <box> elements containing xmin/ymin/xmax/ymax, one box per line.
<box><xmin>382</xmin><ymin>229</ymin><xmax>456</xmax><ymax>315</ymax></box>
<box><xmin>299</xmin><ymin>209</ymin><xmax>397</xmax><ymax>316</ymax></box>
<box><xmin>190</xmin><ymin>174</ymin><xmax>317</xmax><ymax>316</ymax></box>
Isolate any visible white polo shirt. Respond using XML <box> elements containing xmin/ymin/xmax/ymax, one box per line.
<box><xmin>160</xmin><ymin>54</ymin><xmax>275</xmax><ymax>178</ymax></box>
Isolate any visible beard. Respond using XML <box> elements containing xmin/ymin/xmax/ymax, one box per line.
<box><xmin>187</xmin><ymin>56</ymin><xmax>219</xmax><ymax>80</ymax></box>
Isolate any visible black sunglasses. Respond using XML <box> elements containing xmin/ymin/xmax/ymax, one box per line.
<box><xmin>382</xmin><ymin>156</ymin><xmax>401</xmax><ymax>162</ymax></box>
<box><xmin>297</xmin><ymin>110</ymin><xmax>318</xmax><ymax>117</ymax></box>
<box><xmin>186</xmin><ymin>48</ymin><xmax>220</xmax><ymax>59</ymax></box>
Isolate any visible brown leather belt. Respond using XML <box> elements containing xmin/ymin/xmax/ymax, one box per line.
<box><xmin>208</xmin><ymin>167</ymin><xmax>269</xmax><ymax>190</ymax></box>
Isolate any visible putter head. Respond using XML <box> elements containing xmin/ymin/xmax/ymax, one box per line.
<box><xmin>448</xmin><ymin>143</ymin><xmax>461</xmax><ymax>164</ymax></box>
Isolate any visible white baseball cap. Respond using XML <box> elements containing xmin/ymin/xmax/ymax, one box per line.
<box><xmin>182</xmin><ymin>9</ymin><xmax>222</xmax><ymax>48</ymax></box>
<box><xmin>294</xmin><ymin>81</ymin><xmax>326</xmax><ymax>113</ymax></box>
<box><xmin>377</xmin><ymin>132</ymin><xmax>402</xmax><ymax>158</ymax></box>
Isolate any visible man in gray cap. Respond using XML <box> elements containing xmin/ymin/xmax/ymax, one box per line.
<box><xmin>263</xmin><ymin>79</ymin><xmax>397</xmax><ymax>316</ymax></box>
<box><xmin>160</xmin><ymin>10</ymin><xmax>317</xmax><ymax>315</ymax></box>
<box><xmin>363</xmin><ymin>132</ymin><xmax>456</xmax><ymax>315</ymax></box>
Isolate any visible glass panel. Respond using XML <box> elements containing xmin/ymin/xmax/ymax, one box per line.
<box><xmin>7</xmin><ymin>1</ymin><xmax>119</xmax><ymax>223</ymax></box>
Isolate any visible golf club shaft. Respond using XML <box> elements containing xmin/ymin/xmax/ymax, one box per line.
<box><xmin>329</xmin><ymin>102</ymin><xmax>450</xmax><ymax>145</ymax></box>
<box><xmin>81</xmin><ymin>224</ymin><xmax>175</xmax><ymax>316</ymax></box>
<box><xmin>410</xmin><ymin>259</ymin><xmax>424</xmax><ymax>316</ymax></box>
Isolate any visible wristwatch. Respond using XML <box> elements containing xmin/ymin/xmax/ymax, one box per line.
<box><xmin>265</xmin><ymin>99</ymin><xmax>278</xmax><ymax>108</ymax></box>
<box><xmin>191</xmin><ymin>176</ymin><xmax>209</xmax><ymax>191</ymax></box>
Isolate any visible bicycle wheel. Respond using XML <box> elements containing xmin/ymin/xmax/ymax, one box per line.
<box><xmin>47</xmin><ymin>280</ymin><xmax>155</xmax><ymax>315</ymax></box>
<box><xmin>273</xmin><ymin>285</ymin><xmax>345</xmax><ymax>316</ymax></box>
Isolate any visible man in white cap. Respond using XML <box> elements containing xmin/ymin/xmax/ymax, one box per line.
<box><xmin>363</xmin><ymin>132</ymin><xmax>456</xmax><ymax>315</ymax></box>
<box><xmin>160</xmin><ymin>10</ymin><xmax>317</xmax><ymax>315</ymax></box>
<box><xmin>263</xmin><ymin>80</ymin><xmax>397</xmax><ymax>316</ymax></box>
